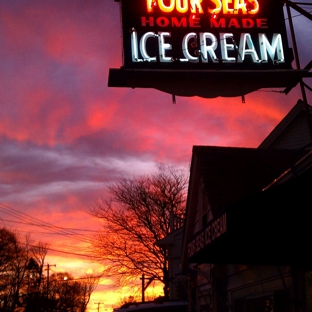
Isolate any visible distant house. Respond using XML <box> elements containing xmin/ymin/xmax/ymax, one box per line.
<box><xmin>162</xmin><ymin>100</ymin><xmax>312</xmax><ymax>312</ymax></box>
<box><xmin>155</xmin><ymin>213</ymin><xmax>186</xmax><ymax>301</ymax></box>
<box><xmin>259</xmin><ymin>99</ymin><xmax>312</xmax><ymax>149</ymax></box>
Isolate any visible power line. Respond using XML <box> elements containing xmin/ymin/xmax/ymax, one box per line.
<box><xmin>0</xmin><ymin>203</ymin><xmax>113</xmax><ymax>261</ymax></box>
<box><xmin>0</xmin><ymin>203</ymin><xmax>97</xmax><ymax>245</ymax></box>
<box><xmin>19</xmin><ymin>241</ymin><xmax>95</xmax><ymax>259</ymax></box>
<box><xmin>0</xmin><ymin>217</ymin><xmax>100</xmax><ymax>233</ymax></box>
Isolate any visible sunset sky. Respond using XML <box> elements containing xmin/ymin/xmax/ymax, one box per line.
<box><xmin>0</xmin><ymin>0</ymin><xmax>311</xmax><ymax>311</ymax></box>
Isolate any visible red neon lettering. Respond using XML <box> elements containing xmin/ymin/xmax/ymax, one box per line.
<box><xmin>141</xmin><ymin>16</ymin><xmax>155</xmax><ymax>26</ymax></box>
<box><xmin>210</xmin><ymin>17</ymin><xmax>226</xmax><ymax>28</ymax></box>
<box><xmin>256</xmin><ymin>19</ymin><xmax>268</xmax><ymax>28</ymax></box>
<box><xmin>189</xmin><ymin>17</ymin><xmax>201</xmax><ymax>27</ymax></box>
<box><xmin>157</xmin><ymin>17</ymin><xmax>170</xmax><ymax>27</ymax></box>
<box><xmin>228</xmin><ymin>18</ymin><xmax>240</xmax><ymax>27</ymax></box>
<box><xmin>242</xmin><ymin>18</ymin><xmax>254</xmax><ymax>28</ymax></box>
<box><xmin>171</xmin><ymin>17</ymin><xmax>188</xmax><ymax>27</ymax></box>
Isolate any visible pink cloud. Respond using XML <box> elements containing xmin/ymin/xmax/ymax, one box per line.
<box><xmin>0</xmin><ymin>1</ymin><xmax>311</xmax><ymax>311</ymax></box>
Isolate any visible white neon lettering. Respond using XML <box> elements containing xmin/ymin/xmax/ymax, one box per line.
<box><xmin>140</xmin><ymin>32</ymin><xmax>157</xmax><ymax>62</ymax></box>
<box><xmin>200</xmin><ymin>32</ymin><xmax>218</xmax><ymax>62</ymax></box>
<box><xmin>220</xmin><ymin>33</ymin><xmax>236</xmax><ymax>62</ymax></box>
<box><xmin>131</xmin><ymin>31</ymin><xmax>285</xmax><ymax>65</ymax></box>
<box><xmin>131</xmin><ymin>30</ymin><xmax>143</xmax><ymax>62</ymax></box>
<box><xmin>259</xmin><ymin>33</ymin><xmax>285</xmax><ymax>63</ymax></box>
<box><xmin>158</xmin><ymin>32</ymin><xmax>172</xmax><ymax>62</ymax></box>
<box><xmin>182</xmin><ymin>32</ymin><xmax>199</xmax><ymax>62</ymax></box>
<box><xmin>238</xmin><ymin>33</ymin><xmax>259</xmax><ymax>62</ymax></box>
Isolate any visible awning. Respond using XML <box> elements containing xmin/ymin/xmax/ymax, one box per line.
<box><xmin>187</xmin><ymin>167</ymin><xmax>312</xmax><ymax>267</ymax></box>
<box><xmin>108</xmin><ymin>68</ymin><xmax>310</xmax><ymax>98</ymax></box>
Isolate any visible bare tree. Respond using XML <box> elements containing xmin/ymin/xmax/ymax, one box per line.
<box><xmin>0</xmin><ymin>228</ymin><xmax>18</xmax><ymax>276</ymax></box>
<box><xmin>48</xmin><ymin>272</ymin><xmax>99</xmax><ymax>312</ymax></box>
<box><xmin>31</xmin><ymin>241</ymin><xmax>49</xmax><ymax>290</ymax></box>
<box><xmin>79</xmin><ymin>274</ymin><xmax>100</xmax><ymax>312</ymax></box>
<box><xmin>0</xmin><ymin>229</ymin><xmax>32</xmax><ymax>312</ymax></box>
<box><xmin>90</xmin><ymin>166</ymin><xmax>188</xmax><ymax>297</ymax></box>
<box><xmin>0</xmin><ymin>228</ymin><xmax>19</xmax><ymax>310</ymax></box>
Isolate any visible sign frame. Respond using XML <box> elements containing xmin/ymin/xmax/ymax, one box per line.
<box><xmin>108</xmin><ymin>0</ymin><xmax>310</xmax><ymax>98</ymax></box>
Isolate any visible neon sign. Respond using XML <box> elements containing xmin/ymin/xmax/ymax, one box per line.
<box><xmin>119</xmin><ymin>0</ymin><xmax>292</xmax><ymax>70</ymax></box>
<box><xmin>147</xmin><ymin>0</ymin><xmax>259</xmax><ymax>15</ymax></box>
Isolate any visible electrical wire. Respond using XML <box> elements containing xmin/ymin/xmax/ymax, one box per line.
<box><xmin>0</xmin><ymin>203</ymin><xmax>96</xmax><ymax>245</ymax></box>
<box><xmin>0</xmin><ymin>217</ymin><xmax>100</xmax><ymax>233</ymax></box>
<box><xmin>0</xmin><ymin>203</ymin><xmax>107</xmax><ymax>260</ymax></box>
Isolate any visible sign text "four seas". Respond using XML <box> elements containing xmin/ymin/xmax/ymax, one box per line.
<box><xmin>146</xmin><ymin>0</ymin><xmax>260</xmax><ymax>15</ymax></box>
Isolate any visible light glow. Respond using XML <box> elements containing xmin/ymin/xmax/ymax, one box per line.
<box><xmin>208</xmin><ymin>0</ymin><xmax>222</xmax><ymax>14</ymax></box>
<box><xmin>259</xmin><ymin>33</ymin><xmax>285</xmax><ymax>63</ymax></box>
<box><xmin>245</xmin><ymin>0</ymin><xmax>259</xmax><ymax>14</ymax></box>
<box><xmin>222</xmin><ymin>0</ymin><xmax>234</xmax><ymax>14</ymax></box>
<box><xmin>176</xmin><ymin>0</ymin><xmax>189</xmax><ymax>13</ymax></box>
<box><xmin>182</xmin><ymin>32</ymin><xmax>199</xmax><ymax>62</ymax></box>
<box><xmin>220</xmin><ymin>33</ymin><xmax>236</xmax><ymax>62</ymax></box>
<box><xmin>131</xmin><ymin>29</ymin><xmax>143</xmax><ymax>62</ymax></box>
<box><xmin>146</xmin><ymin>0</ymin><xmax>204</xmax><ymax>13</ymax></box>
<box><xmin>158</xmin><ymin>32</ymin><xmax>172</xmax><ymax>62</ymax></box>
<box><xmin>158</xmin><ymin>0</ymin><xmax>175</xmax><ymax>12</ymax></box>
<box><xmin>200</xmin><ymin>32</ymin><xmax>218</xmax><ymax>62</ymax></box>
<box><xmin>238</xmin><ymin>33</ymin><xmax>260</xmax><ymax>62</ymax></box>
<box><xmin>147</xmin><ymin>0</ymin><xmax>259</xmax><ymax>15</ymax></box>
<box><xmin>131</xmin><ymin>31</ymin><xmax>285</xmax><ymax>64</ymax></box>
<box><xmin>140</xmin><ymin>32</ymin><xmax>157</xmax><ymax>62</ymax></box>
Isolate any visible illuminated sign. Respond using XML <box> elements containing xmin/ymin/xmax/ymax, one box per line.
<box><xmin>121</xmin><ymin>0</ymin><xmax>292</xmax><ymax>69</ymax></box>
<box><xmin>108</xmin><ymin>0</ymin><xmax>310</xmax><ymax>98</ymax></box>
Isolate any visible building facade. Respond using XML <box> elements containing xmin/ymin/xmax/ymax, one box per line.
<box><xmin>178</xmin><ymin>101</ymin><xmax>312</xmax><ymax>312</ymax></box>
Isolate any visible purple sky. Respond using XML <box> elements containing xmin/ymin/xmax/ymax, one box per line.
<box><xmin>0</xmin><ymin>0</ymin><xmax>311</xmax><ymax>310</ymax></box>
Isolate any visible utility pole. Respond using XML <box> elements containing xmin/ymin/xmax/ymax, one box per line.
<box><xmin>94</xmin><ymin>302</ymin><xmax>103</xmax><ymax>312</ymax></box>
<box><xmin>140</xmin><ymin>274</ymin><xmax>155</xmax><ymax>302</ymax></box>
<box><xmin>44</xmin><ymin>263</ymin><xmax>56</xmax><ymax>295</ymax></box>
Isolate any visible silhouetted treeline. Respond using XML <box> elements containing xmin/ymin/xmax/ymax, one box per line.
<box><xmin>0</xmin><ymin>227</ymin><xmax>98</xmax><ymax>312</ymax></box>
